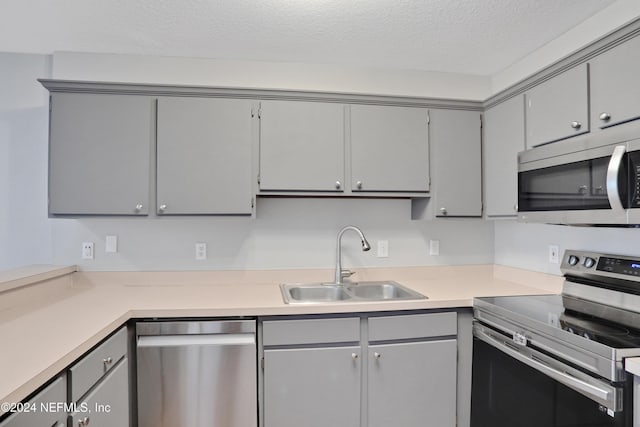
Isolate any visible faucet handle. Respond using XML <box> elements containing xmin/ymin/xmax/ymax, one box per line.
<box><xmin>341</xmin><ymin>269</ymin><xmax>355</xmax><ymax>279</ymax></box>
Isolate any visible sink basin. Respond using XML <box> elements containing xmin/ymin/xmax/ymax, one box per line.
<box><xmin>346</xmin><ymin>282</ymin><xmax>419</xmax><ymax>300</ymax></box>
<box><xmin>287</xmin><ymin>285</ymin><xmax>350</xmax><ymax>302</ymax></box>
<box><xmin>281</xmin><ymin>281</ymin><xmax>427</xmax><ymax>304</ymax></box>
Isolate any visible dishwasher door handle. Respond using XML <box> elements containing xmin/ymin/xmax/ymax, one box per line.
<box><xmin>138</xmin><ymin>333</ymin><xmax>255</xmax><ymax>347</ymax></box>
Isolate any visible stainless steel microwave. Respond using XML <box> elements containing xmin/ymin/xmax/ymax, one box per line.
<box><xmin>518</xmin><ymin>121</ymin><xmax>640</xmax><ymax>225</ymax></box>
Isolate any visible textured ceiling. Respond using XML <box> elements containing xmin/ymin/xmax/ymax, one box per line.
<box><xmin>0</xmin><ymin>0</ymin><xmax>617</xmax><ymax>76</ymax></box>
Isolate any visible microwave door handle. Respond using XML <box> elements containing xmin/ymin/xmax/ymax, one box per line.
<box><xmin>606</xmin><ymin>145</ymin><xmax>626</xmax><ymax>212</ymax></box>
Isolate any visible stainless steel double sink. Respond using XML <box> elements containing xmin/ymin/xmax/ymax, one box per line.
<box><xmin>280</xmin><ymin>281</ymin><xmax>427</xmax><ymax>304</ymax></box>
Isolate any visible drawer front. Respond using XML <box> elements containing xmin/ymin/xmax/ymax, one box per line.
<box><xmin>0</xmin><ymin>375</ymin><xmax>67</xmax><ymax>427</ymax></box>
<box><xmin>262</xmin><ymin>317</ymin><xmax>360</xmax><ymax>346</ymax></box>
<box><xmin>368</xmin><ymin>312</ymin><xmax>457</xmax><ymax>342</ymax></box>
<box><xmin>70</xmin><ymin>327</ymin><xmax>127</xmax><ymax>402</ymax></box>
<box><xmin>71</xmin><ymin>358</ymin><xmax>130</xmax><ymax>427</ymax></box>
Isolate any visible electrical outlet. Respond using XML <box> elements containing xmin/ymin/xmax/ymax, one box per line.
<box><xmin>82</xmin><ymin>242</ymin><xmax>94</xmax><ymax>260</ymax></box>
<box><xmin>549</xmin><ymin>245</ymin><xmax>559</xmax><ymax>264</ymax></box>
<box><xmin>195</xmin><ymin>242</ymin><xmax>207</xmax><ymax>260</ymax></box>
<box><xmin>429</xmin><ymin>240</ymin><xmax>440</xmax><ymax>256</ymax></box>
<box><xmin>377</xmin><ymin>240</ymin><xmax>389</xmax><ymax>258</ymax></box>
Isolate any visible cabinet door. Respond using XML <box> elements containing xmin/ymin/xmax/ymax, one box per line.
<box><xmin>591</xmin><ymin>35</ymin><xmax>640</xmax><ymax>130</ymax></box>
<box><xmin>0</xmin><ymin>375</ymin><xmax>66</xmax><ymax>427</ymax></box>
<box><xmin>484</xmin><ymin>96</ymin><xmax>525</xmax><ymax>217</ymax></box>
<box><xmin>525</xmin><ymin>63</ymin><xmax>589</xmax><ymax>148</ymax></box>
<box><xmin>368</xmin><ymin>340</ymin><xmax>457</xmax><ymax>427</ymax></box>
<box><xmin>350</xmin><ymin>105</ymin><xmax>429</xmax><ymax>192</ymax></box>
<box><xmin>157</xmin><ymin>97</ymin><xmax>253</xmax><ymax>214</ymax></box>
<box><xmin>259</xmin><ymin>101</ymin><xmax>345</xmax><ymax>192</ymax></box>
<box><xmin>49</xmin><ymin>93</ymin><xmax>153</xmax><ymax>215</ymax></box>
<box><xmin>71</xmin><ymin>358</ymin><xmax>130</xmax><ymax>427</ymax></box>
<box><xmin>263</xmin><ymin>346</ymin><xmax>360</xmax><ymax>427</ymax></box>
<box><xmin>430</xmin><ymin>109</ymin><xmax>482</xmax><ymax>217</ymax></box>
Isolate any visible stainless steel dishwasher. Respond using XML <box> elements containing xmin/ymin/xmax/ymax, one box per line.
<box><xmin>136</xmin><ymin>320</ymin><xmax>257</xmax><ymax>427</ymax></box>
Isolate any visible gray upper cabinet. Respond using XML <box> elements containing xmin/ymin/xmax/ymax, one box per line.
<box><xmin>525</xmin><ymin>63</ymin><xmax>589</xmax><ymax>148</ymax></box>
<box><xmin>156</xmin><ymin>97</ymin><xmax>254</xmax><ymax>214</ymax></box>
<box><xmin>259</xmin><ymin>100</ymin><xmax>345</xmax><ymax>192</ymax></box>
<box><xmin>430</xmin><ymin>109</ymin><xmax>482</xmax><ymax>217</ymax></box>
<box><xmin>484</xmin><ymin>96</ymin><xmax>525</xmax><ymax>217</ymax></box>
<box><xmin>350</xmin><ymin>105</ymin><xmax>429</xmax><ymax>192</ymax></box>
<box><xmin>49</xmin><ymin>93</ymin><xmax>154</xmax><ymax>215</ymax></box>
<box><xmin>590</xmin><ymin>35</ymin><xmax>640</xmax><ymax>130</ymax></box>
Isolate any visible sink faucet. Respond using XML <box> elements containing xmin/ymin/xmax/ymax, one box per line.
<box><xmin>334</xmin><ymin>226</ymin><xmax>371</xmax><ymax>285</ymax></box>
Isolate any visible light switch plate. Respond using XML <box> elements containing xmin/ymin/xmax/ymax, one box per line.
<box><xmin>105</xmin><ymin>235</ymin><xmax>118</xmax><ymax>253</ymax></box>
<box><xmin>377</xmin><ymin>240</ymin><xmax>389</xmax><ymax>258</ymax></box>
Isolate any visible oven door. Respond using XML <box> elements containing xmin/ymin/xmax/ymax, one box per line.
<box><xmin>471</xmin><ymin>323</ymin><xmax>632</xmax><ymax>427</ymax></box>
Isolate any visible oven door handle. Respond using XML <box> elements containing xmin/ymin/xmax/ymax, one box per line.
<box><xmin>606</xmin><ymin>145</ymin><xmax>626</xmax><ymax>213</ymax></box>
<box><xmin>474</xmin><ymin>325</ymin><xmax>619</xmax><ymax>411</ymax></box>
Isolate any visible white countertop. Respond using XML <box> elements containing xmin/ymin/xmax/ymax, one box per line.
<box><xmin>0</xmin><ymin>264</ymin><xmax>562</xmax><ymax>413</ymax></box>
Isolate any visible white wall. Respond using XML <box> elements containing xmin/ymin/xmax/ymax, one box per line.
<box><xmin>0</xmin><ymin>53</ymin><xmax>52</xmax><ymax>270</ymax></box>
<box><xmin>52</xmin><ymin>52</ymin><xmax>492</xmax><ymax>101</ymax></box>
<box><xmin>494</xmin><ymin>220</ymin><xmax>640</xmax><ymax>276</ymax></box>
<box><xmin>492</xmin><ymin>0</ymin><xmax>640</xmax><ymax>94</ymax></box>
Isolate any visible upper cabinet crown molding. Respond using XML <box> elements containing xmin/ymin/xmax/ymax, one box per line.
<box><xmin>38</xmin><ymin>79</ymin><xmax>483</xmax><ymax>111</ymax></box>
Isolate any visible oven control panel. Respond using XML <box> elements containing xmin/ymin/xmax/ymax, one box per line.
<box><xmin>562</xmin><ymin>249</ymin><xmax>640</xmax><ymax>281</ymax></box>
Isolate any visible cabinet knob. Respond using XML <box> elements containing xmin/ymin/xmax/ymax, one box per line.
<box><xmin>159</xmin><ymin>204</ymin><xmax>167</xmax><ymax>212</ymax></box>
<box><xmin>135</xmin><ymin>204</ymin><xmax>143</xmax><ymax>212</ymax></box>
<box><xmin>356</xmin><ymin>181</ymin><xmax>363</xmax><ymax>190</ymax></box>
<box><xmin>578</xmin><ymin>185</ymin><xmax>588</xmax><ymax>195</ymax></box>
<box><xmin>514</xmin><ymin>204</ymin><xmax>518</xmax><ymax>212</ymax></box>
<box><xmin>374</xmin><ymin>352</ymin><xmax>381</xmax><ymax>359</ymax></box>
<box><xmin>351</xmin><ymin>353</ymin><xmax>359</xmax><ymax>360</ymax></box>
<box><xmin>103</xmin><ymin>356</ymin><xmax>113</xmax><ymax>365</ymax></box>
<box><xmin>599</xmin><ymin>112</ymin><xmax>611</xmax><ymax>122</ymax></box>
<box><xmin>335</xmin><ymin>181</ymin><xmax>342</xmax><ymax>190</ymax></box>
<box><xmin>78</xmin><ymin>417</ymin><xmax>90</xmax><ymax>426</ymax></box>
<box><xmin>570</xmin><ymin>121</ymin><xmax>582</xmax><ymax>130</ymax></box>
<box><xmin>440</xmin><ymin>207</ymin><xmax>447</xmax><ymax>215</ymax></box>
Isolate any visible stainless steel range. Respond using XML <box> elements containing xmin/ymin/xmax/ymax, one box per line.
<box><xmin>471</xmin><ymin>250</ymin><xmax>640</xmax><ymax>427</ymax></box>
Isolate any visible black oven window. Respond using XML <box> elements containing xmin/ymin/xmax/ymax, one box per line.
<box><xmin>471</xmin><ymin>338</ymin><xmax>631</xmax><ymax>427</ymax></box>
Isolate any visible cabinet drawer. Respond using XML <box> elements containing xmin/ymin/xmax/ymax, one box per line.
<box><xmin>262</xmin><ymin>317</ymin><xmax>360</xmax><ymax>346</ymax></box>
<box><xmin>368</xmin><ymin>312</ymin><xmax>457</xmax><ymax>342</ymax></box>
<box><xmin>0</xmin><ymin>375</ymin><xmax>66</xmax><ymax>427</ymax></box>
<box><xmin>70</xmin><ymin>327</ymin><xmax>127</xmax><ymax>402</ymax></box>
<box><xmin>71</xmin><ymin>358</ymin><xmax>130</xmax><ymax>427</ymax></box>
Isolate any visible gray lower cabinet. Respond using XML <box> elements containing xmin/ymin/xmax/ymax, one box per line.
<box><xmin>68</xmin><ymin>327</ymin><xmax>129</xmax><ymax>427</ymax></box>
<box><xmin>368</xmin><ymin>340</ymin><xmax>457</xmax><ymax>427</ymax></box>
<box><xmin>259</xmin><ymin>100</ymin><xmax>345</xmax><ymax>192</ymax></box>
<box><xmin>350</xmin><ymin>105</ymin><xmax>429</xmax><ymax>193</ymax></box>
<box><xmin>263</xmin><ymin>346</ymin><xmax>361</xmax><ymax>427</ymax></box>
<box><xmin>0</xmin><ymin>375</ymin><xmax>67</xmax><ymax>427</ymax></box>
<box><xmin>156</xmin><ymin>97</ymin><xmax>254</xmax><ymax>214</ymax></box>
<box><xmin>483</xmin><ymin>95</ymin><xmax>525</xmax><ymax>217</ymax></box>
<box><xmin>429</xmin><ymin>109</ymin><xmax>482</xmax><ymax>217</ymax></box>
<box><xmin>49</xmin><ymin>92</ymin><xmax>154</xmax><ymax>215</ymax></box>
<box><xmin>70</xmin><ymin>358</ymin><xmax>129</xmax><ymax>427</ymax></box>
<box><xmin>261</xmin><ymin>312</ymin><xmax>457</xmax><ymax>427</ymax></box>
<box><xmin>590</xmin><ymin>34</ymin><xmax>640</xmax><ymax>130</ymax></box>
<box><xmin>524</xmin><ymin>63</ymin><xmax>589</xmax><ymax>148</ymax></box>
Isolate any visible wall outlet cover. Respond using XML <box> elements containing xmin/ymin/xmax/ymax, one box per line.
<box><xmin>429</xmin><ymin>240</ymin><xmax>440</xmax><ymax>256</ymax></box>
<box><xmin>377</xmin><ymin>240</ymin><xmax>389</xmax><ymax>258</ymax></box>
<box><xmin>549</xmin><ymin>245</ymin><xmax>559</xmax><ymax>264</ymax></box>
<box><xmin>82</xmin><ymin>242</ymin><xmax>94</xmax><ymax>260</ymax></box>
<box><xmin>195</xmin><ymin>242</ymin><xmax>207</xmax><ymax>260</ymax></box>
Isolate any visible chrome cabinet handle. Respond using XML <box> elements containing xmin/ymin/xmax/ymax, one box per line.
<box><xmin>513</xmin><ymin>204</ymin><xmax>518</xmax><ymax>211</ymax></box>
<box><xmin>440</xmin><ymin>207</ymin><xmax>447</xmax><ymax>215</ymax></box>
<box><xmin>578</xmin><ymin>185</ymin><xmax>588</xmax><ymax>195</ymax></box>
<box><xmin>351</xmin><ymin>353</ymin><xmax>359</xmax><ymax>360</ymax></box>
<box><xmin>103</xmin><ymin>356</ymin><xmax>113</xmax><ymax>365</ymax></box>
<box><xmin>78</xmin><ymin>416</ymin><xmax>90</xmax><ymax>426</ymax></box>
<box><xmin>570</xmin><ymin>121</ymin><xmax>582</xmax><ymax>129</ymax></box>
<box><xmin>373</xmin><ymin>352</ymin><xmax>381</xmax><ymax>359</ymax></box>
<box><xmin>599</xmin><ymin>112</ymin><xmax>611</xmax><ymax>122</ymax></box>
<box><xmin>335</xmin><ymin>181</ymin><xmax>342</xmax><ymax>190</ymax></box>
<box><xmin>135</xmin><ymin>204</ymin><xmax>143</xmax><ymax>212</ymax></box>
<box><xmin>356</xmin><ymin>181</ymin><xmax>363</xmax><ymax>190</ymax></box>
<box><xmin>158</xmin><ymin>204</ymin><xmax>167</xmax><ymax>212</ymax></box>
